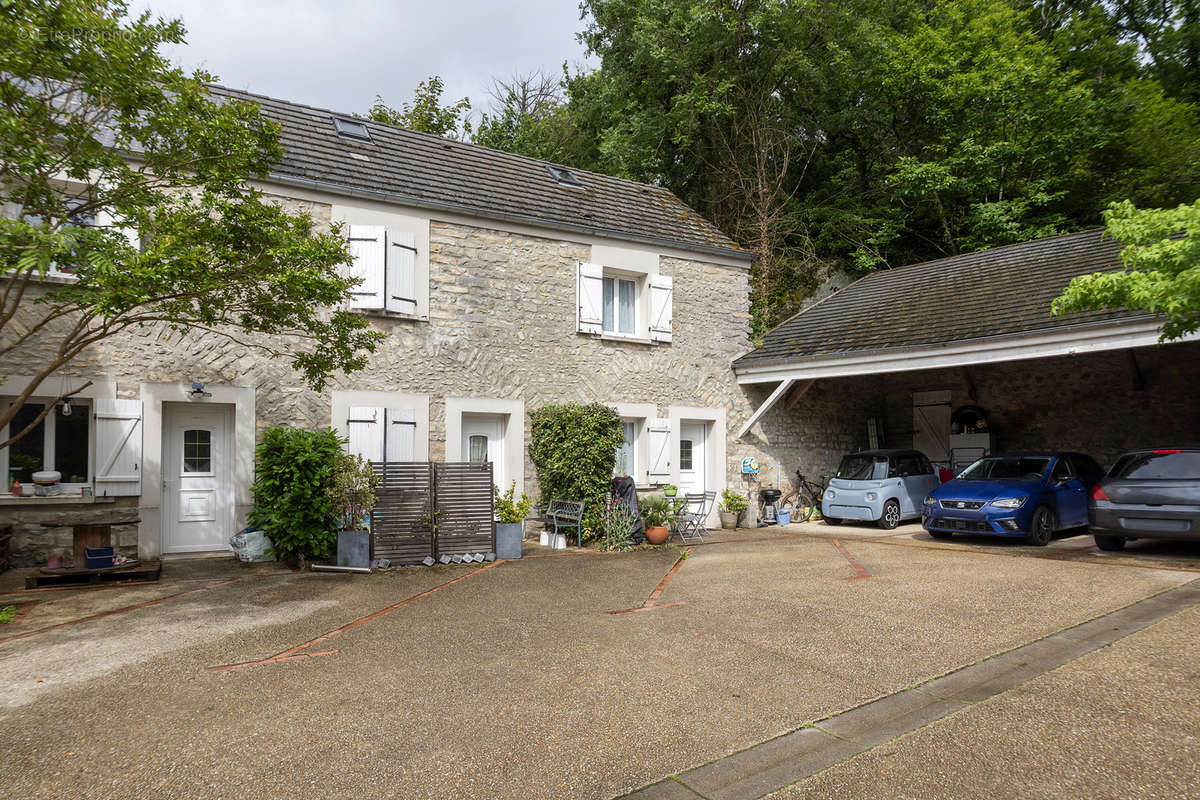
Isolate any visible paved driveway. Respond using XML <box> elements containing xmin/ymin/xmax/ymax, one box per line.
<box><xmin>1</xmin><ymin>524</ymin><xmax>1197</xmax><ymax>799</ymax></box>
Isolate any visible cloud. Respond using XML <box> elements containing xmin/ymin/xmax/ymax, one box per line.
<box><xmin>140</xmin><ymin>0</ymin><xmax>592</xmax><ymax>118</ymax></box>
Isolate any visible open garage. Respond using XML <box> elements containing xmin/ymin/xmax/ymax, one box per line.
<box><xmin>734</xmin><ymin>230</ymin><xmax>1200</xmax><ymax>483</ymax></box>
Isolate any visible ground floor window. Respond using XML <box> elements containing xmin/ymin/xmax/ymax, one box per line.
<box><xmin>3</xmin><ymin>399</ymin><xmax>91</xmax><ymax>488</ymax></box>
<box><xmin>615</xmin><ymin>419</ymin><xmax>638</xmax><ymax>477</ymax></box>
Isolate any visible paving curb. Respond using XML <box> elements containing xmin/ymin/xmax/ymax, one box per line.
<box><xmin>617</xmin><ymin>579</ymin><xmax>1200</xmax><ymax>800</ymax></box>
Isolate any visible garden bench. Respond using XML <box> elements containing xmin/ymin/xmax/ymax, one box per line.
<box><xmin>544</xmin><ymin>499</ymin><xmax>586</xmax><ymax>547</ymax></box>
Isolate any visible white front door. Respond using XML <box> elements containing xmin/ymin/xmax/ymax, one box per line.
<box><xmin>461</xmin><ymin>413</ymin><xmax>506</xmax><ymax>490</ymax></box>
<box><xmin>163</xmin><ymin>403</ymin><xmax>235</xmax><ymax>553</ymax></box>
<box><xmin>678</xmin><ymin>422</ymin><xmax>707</xmax><ymax>495</ymax></box>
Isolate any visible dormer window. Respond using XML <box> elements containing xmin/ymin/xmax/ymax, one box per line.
<box><xmin>546</xmin><ymin>164</ymin><xmax>583</xmax><ymax>188</ymax></box>
<box><xmin>333</xmin><ymin>117</ymin><xmax>371</xmax><ymax>141</ymax></box>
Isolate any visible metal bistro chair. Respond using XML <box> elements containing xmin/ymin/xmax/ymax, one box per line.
<box><xmin>673</xmin><ymin>493</ymin><xmax>708</xmax><ymax>543</ymax></box>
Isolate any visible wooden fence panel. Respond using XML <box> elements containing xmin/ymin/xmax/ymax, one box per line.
<box><xmin>371</xmin><ymin>462</ymin><xmax>433</xmax><ymax>564</ymax></box>
<box><xmin>433</xmin><ymin>462</ymin><xmax>495</xmax><ymax>556</ymax></box>
<box><xmin>370</xmin><ymin>461</ymin><xmax>495</xmax><ymax>564</ymax></box>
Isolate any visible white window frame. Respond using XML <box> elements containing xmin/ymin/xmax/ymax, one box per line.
<box><xmin>332</xmin><ymin>204</ymin><xmax>431</xmax><ymax>321</ymax></box>
<box><xmin>331</xmin><ymin>390</ymin><xmax>430</xmax><ymax>462</ymax></box>
<box><xmin>615</xmin><ymin>418</ymin><xmax>638</xmax><ymax>478</ymax></box>
<box><xmin>602</xmin><ymin>270</ymin><xmax>643</xmax><ymax>338</ymax></box>
<box><xmin>606</xmin><ymin>403</ymin><xmax>657</xmax><ymax>486</ymax></box>
<box><xmin>1</xmin><ymin>397</ymin><xmax>95</xmax><ymax>493</ymax></box>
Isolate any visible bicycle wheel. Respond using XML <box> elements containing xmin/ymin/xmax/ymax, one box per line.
<box><xmin>794</xmin><ymin>488</ymin><xmax>819</xmax><ymax>522</ymax></box>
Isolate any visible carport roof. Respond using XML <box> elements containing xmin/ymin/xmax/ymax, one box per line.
<box><xmin>734</xmin><ymin>229</ymin><xmax>1149</xmax><ymax>371</ymax></box>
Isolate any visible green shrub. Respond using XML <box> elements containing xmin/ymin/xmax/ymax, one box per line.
<box><xmin>327</xmin><ymin>451</ymin><xmax>378</xmax><ymax>529</ymax></box>
<box><xmin>529</xmin><ymin>402</ymin><xmax>623</xmax><ymax>541</ymax></box>
<box><xmin>0</xmin><ymin>605</ymin><xmax>16</xmax><ymax>625</ymax></box>
<box><xmin>640</xmin><ymin>494</ymin><xmax>676</xmax><ymax>528</ymax></box>
<box><xmin>493</xmin><ymin>481</ymin><xmax>532</xmax><ymax>524</ymax></box>
<box><xmin>719</xmin><ymin>489</ymin><xmax>748</xmax><ymax>515</ymax></box>
<box><xmin>248</xmin><ymin>427</ymin><xmax>345</xmax><ymax>563</ymax></box>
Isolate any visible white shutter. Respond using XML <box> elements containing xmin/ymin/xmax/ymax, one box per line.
<box><xmin>94</xmin><ymin>399</ymin><xmax>142</xmax><ymax>496</ymax></box>
<box><xmin>647</xmin><ymin>418</ymin><xmax>671</xmax><ymax>484</ymax></box>
<box><xmin>385</xmin><ymin>407</ymin><xmax>416</xmax><ymax>462</ymax></box>
<box><xmin>346</xmin><ymin>225</ymin><xmax>386</xmax><ymax>310</ymax></box>
<box><xmin>93</xmin><ymin>209</ymin><xmax>141</xmax><ymax>253</ymax></box>
<box><xmin>386</xmin><ymin>230</ymin><xmax>417</xmax><ymax>315</ymax></box>
<box><xmin>347</xmin><ymin>406</ymin><xmax>384</xmax><ymax>462</ymax></box>
<box><xmin>577</xmin><ymin>261</ymin><xmax>604</xmax><ymax>334</ymax></box>
<box><xmin>649</xmin><ymin>274</ymin><xmax>673</xmax><ymax>343</ymax></box>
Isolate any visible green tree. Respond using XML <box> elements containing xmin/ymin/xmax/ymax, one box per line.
<box><xmin>365</xmin><ymin>75</ymin><xmax>473</xmax><ymax>139</ymax></box>
<box><xmin>1053</xmin><ymin>198</ymin><xmax>1200</xmax><ymax>340</ymax></box>
<box><xmin>0</xmin><ymin>0</ymin><xmax>380</xmax><ymax>448</ymax></box>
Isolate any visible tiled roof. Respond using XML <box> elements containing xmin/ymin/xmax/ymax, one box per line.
<box><xmin>208</xmin><ymin>86</ymin><xmax>749</xmax><ymax>259</ymax></box>
<box><xmin>734</xmin><ymin>229</ymin><xmax>1149</xmax><ymax>369</ymax></box>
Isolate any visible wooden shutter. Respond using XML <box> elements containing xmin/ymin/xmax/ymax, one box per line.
<box><xmin>386</xmin><ymin>230</ymin><xmax>417</xmax><ymax>315</ymax></box>
<box><xmin>346</xmin><ymin>225</ymin><xmax>386</xmax><ymax>310</ymax></box>
<box><xmin>577</xmin><ymin>262</ymin><xmax>604</xmax><ymax>334</ymax></box>
<box><xmin>347</xmin><ymin>406</ymin><xmax>384</xmax><ymax>462</ymax></box>
<box><xmin>649</xmin><ymin>274</ymin><xmax>673</xmax><ymax>343</ymax></box>
<box><xmin>94</xmin><ymin>399</ymin><xmax>142</xmax><ymax>496</ymax></box>
<box><xmin>385</xmin><ymin>407</ymin><xmax>416</xmax><ymax>462</ymax></box>
<box><xmin>647</xmin><ymin>418</ymin><xmax>671</xmax><ymax>484</ymax></box>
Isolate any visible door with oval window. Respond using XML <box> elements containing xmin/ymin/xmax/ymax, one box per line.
<box><xmin>460</xmin><ymin>413</ymin><xmax>505</xmax><ymax>490</ymax></box>
<box><xmin>163</xmin><ymin>403</ymin><xmax>234</xmax><ymax>553</ymax></box>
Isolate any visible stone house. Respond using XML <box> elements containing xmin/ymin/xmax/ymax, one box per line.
<box><xmin>1</xmin><ymin>87</ymin><xmax>767</xmax><ymax>566</ymax></box>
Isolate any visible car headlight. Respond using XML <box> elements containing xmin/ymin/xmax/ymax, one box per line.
<box><xmin>865</xmin><ymin>492</ymin><xmax>877</xmax><ymax>501</ymax></box>
<box><xmin>825</xmin><ymin>490</ymin><xmax>836</xmax><ymax>500</ymax></box>
<box><xmin>990</xmin><ymin>497</ymin><xmax>1027</xmax><ymax>509</ymax></box>
<box><xmin>923</xmin><ymin>495</ymin><xmax>934</xmax><ymax>506</ymax></box>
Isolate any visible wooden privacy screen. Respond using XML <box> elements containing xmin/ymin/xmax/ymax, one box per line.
<box><xmin>371</xmin><ymin>461</ymin><xmax>496</xmax><ymax>564</ymax></box>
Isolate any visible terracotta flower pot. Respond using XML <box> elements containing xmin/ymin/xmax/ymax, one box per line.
<box><xmin>644</xmin><ymin>525</ymin><xmax>670</xmax><ymax>545</ymax></box>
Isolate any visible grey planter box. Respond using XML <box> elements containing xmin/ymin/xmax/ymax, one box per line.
<box><xmin>495</xmin><ymin>522</ymin><xmax>523</xmax><ymax>559</ymax></box>
<box><xmin>336</xmin><ymin>528</ymin><xmax>371</xmax><ymax>568</ymax></box>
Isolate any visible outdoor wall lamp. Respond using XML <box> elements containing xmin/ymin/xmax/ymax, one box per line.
<box><xmin>188</xmin><ymin>381</ymin><xmax>212</xmax><ymax>399</ymax></box>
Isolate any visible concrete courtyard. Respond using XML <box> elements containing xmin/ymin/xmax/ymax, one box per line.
<box><xmin>1</xmin><ymin>522</ymin><xmax>1197</xmax><ymax>799</ymax></box>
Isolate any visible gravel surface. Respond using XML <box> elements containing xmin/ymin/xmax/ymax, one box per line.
<box><xmin>0</xmin><ymin>538</ymin><xmax>1190</xmax><ymax>800</ymax></box>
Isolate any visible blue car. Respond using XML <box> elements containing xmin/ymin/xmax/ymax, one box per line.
<box><xmin>922</xmin><ymin>453</ymin><xmax>1105</xmax><ymax>545</ymax></box>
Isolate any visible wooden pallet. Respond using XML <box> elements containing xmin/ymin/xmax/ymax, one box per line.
<box><xmin>25</xmin><ymin>560</ymin><xmax>161</xmax><ymax>588</ymax></box>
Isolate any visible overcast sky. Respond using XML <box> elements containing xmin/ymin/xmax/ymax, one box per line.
<box><xmin>140</xmin><ymin>0</ymin><xmax>593</xmax><ymax>120</ymax></box>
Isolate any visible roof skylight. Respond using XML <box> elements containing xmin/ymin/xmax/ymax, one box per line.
<box><xmin>332</xmin><ymin>117</ymin><xmax>371</xmax><ymax>141</ymax></box>
<box><xmin>546</xmin><ymin>164</ymin><xmax>584</xmax><ymax>188</ymax></box>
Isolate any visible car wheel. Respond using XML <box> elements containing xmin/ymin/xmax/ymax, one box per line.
<box><xmin>824</xmin><ymin>517</ymin><xmax>842</xmax><ymax>526</ymax></box>
<box><xmin>1024</xmin><ymin>506</ymin><xmax>1054</xmax><ymax>546</ymax></box>
<box><xmin>1094</xmin><ymin>534</ymin><xmax>1127</xmax><ymax>552</ymax></box>
<box><xmin>929</xmin><ymin>531</ymin><xmax>954</xmax><ymax>540</ymax></box>
<box><xmin>877</xmin><ymin>500</ymin><xmax>901</xmax><ymax>530</ymax></box>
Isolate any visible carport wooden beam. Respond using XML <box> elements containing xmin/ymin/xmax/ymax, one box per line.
<box><xmin>739</xmin><ymin>378</ymin><xmax>811</xmax><ymax>438</ymax></box>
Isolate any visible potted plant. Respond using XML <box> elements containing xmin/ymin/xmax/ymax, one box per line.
<box><xmin>327</xmin><ymin>451</ymin><xmax>378</xmax><ymax>568</ymax></box>
<box><xmin>493</xmin><ymin>482</ymin><xmax>531</xmax><ymax>559</ymax></box>
<box><xmin>662</xmin><ymin>483</ymin><xmax>678</xmax><ymax>497</ymax></box>
<box><xmin>719</xmin><ymin>489</ymin><xmax>748</xmax><ymax>529</ymax></box>
<box><xmin>640</xmin><ymin>494</ymin><xmax>676</xmax><ymax>545</ymax></box>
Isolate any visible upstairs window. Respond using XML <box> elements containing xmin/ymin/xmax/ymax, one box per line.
<box><xmin>577</xmin><ymin>262</ymin><xmax>672</xmax><ymax>343</ymax></box>
<box><xmin>602</xmin><ymin>275</ymin><xmax>638</xmax><ymax>335</ymax></box>
<box><xmin>344</xmin><ymin>225</ymin><xmax>421</xmax><ymax>316</ymax></box>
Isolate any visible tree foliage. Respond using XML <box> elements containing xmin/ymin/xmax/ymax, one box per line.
<box><xmin>1053</xmin><ymin>199</ymin><xmax>1200</xmax><ymax>339</ymax></box>
<box><xmin>365</xmin><ymin>76</ymin><xmax>473</xmax><ymax>140</ymax></box>
<box><xmin>0</xmin><ymin>0</ymin><xmax>380</xmax><ymax>447</ymax></box>
<box><xmin>528</xmin><ymin>402</ymin><xmax>623</xmax><ymax>541</ymax></box>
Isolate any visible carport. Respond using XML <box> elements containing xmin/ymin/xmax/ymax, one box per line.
<box><xmin>734</xmin><ymin>230</ymin><xmax>1200</xmax><ymax>476</ymax></box>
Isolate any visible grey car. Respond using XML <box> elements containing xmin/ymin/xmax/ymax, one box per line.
<box><xmin>1089</xmin><ymin>447</ymin><xmax>1200</xmax><ymax>551</ymax></box>
<box><xmin>823</xmin><ymin>449</ymin><xmax>940</xmax><ymax>529</ymax></box>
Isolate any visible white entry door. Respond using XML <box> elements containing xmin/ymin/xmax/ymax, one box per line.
<box><xmin>163</xmin><ymin>403</ymin><xmax>235</xmax><ymax>553</ymax></box>
<box><xmin>678</xmin><ymin>422</ymin><xmax>707</xmax><ymax>495</ymax></box>
<box><xmin>461</xmin><ymin>413</ymin><xmax>506</xmax><ymax>490</ymax></box>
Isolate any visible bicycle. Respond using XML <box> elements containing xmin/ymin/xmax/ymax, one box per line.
<box><xmin>779</xmin><ymin>470</ymin><xmax>832</xmax><ymax>522</ymax></box>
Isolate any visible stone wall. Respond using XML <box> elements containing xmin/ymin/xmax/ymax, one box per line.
<box><xmin>4</xmin><ymin>498</ymin><xmax>139</xmax><ymax>568</ymax></box>
<box><xmin>876</xmin><ymin>341</ymin><xmax>1200</xmax><ymax>468</ymax></box>
<box><xmin>2</xmin><ymin>197</ymin><xmax>782</xmax><ymax>561</ymax></box>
